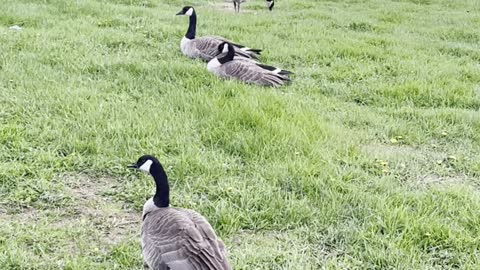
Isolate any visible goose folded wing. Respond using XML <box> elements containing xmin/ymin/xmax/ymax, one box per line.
<box><xmin>207</xmin><ymin>36</ymin><xmax>260</xmax><ymax>59</ymax></box>
<box><xmin>142</xmin><ymin>214</ymin><xmax>185</xmax><ymax>268</ymax></box>
<box><xmin>261</xmin><ymin>72</ymin><xmax>289</xmax><ymax>87</ymax></box>
<box><xmin>181</xmin><ymin>209</ymin><xmax>229</xmax><ymax>261</ymax></box>
<box><xmin>142</xmin><ymin>210</ymin><xmax>230</xmax><ymax>270</ymax></box>
<box><xmin>248</xmin><ymin>65</ymin><xmax>290</xmax><ymax>86</ymax></box>
<box><xmin>194</xmin><ymin>38</ymin><xmax>222</xmax><ymax>60</ymax></box>
<box><xmin>224</xmin><ymin>61</ymin><xmax>262</xmax><ymax>81</ymax></box>
<box><xmin>208</xmin><ymin>36</ymin><xmax>248</xmax><ymax>52</ymax></box>
<box><xmin>225</xmin><ymin>62</ymin><xmax>287</xmax><ymax>87</ymax></box>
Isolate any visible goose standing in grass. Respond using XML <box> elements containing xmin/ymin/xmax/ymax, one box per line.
<box><xmin>128</xmin><ymin>155</ymin><xmax>231</xmax><ymax>270</ymax></box>
<box><xmin>176</xmin><ymin>6</ymin><xmax>261</xmax><ymax>61</ymax></box>
<box><xmin>207</xmin><ymin>42</ymin><xmax>291</xmax><ymax>87</ymax></box>
<box><xmin>266</xmin><ymin>0</ymin><xmax>274</xmax><ymax>11</ymax></box>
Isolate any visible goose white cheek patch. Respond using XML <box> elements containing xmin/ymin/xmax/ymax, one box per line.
<box><xmin>185</xmin><ymin>8</ymin><xmax>193</xmax><ymax>16</ymax></box>
<box><xmin>222</xmin><ymin>44</ymin><xmax>229</xmax><ymax>53</ymax></box>
<box><xmin>139</xmin><ymin>160</ymin><xmax>153</xmax><ymax>173</ymax></box>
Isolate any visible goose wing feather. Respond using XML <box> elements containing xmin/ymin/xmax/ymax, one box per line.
<box><xmin>181</xmin><ymin>209</ymin><xmax>228</xmax><ymax>259</ymax></box>
<box><xmin>221</xmin><ymin>61</ymin><xmax>289</xmax><ymax>87</ymax></box>
<box><xmin>209</xmin><ymin>36</ymin><xmax>260</xmax><ymax>53</ymax></box>
<box><xmin>142</xmin><ymin>208</ymin><xmax>231</xmax><ymax>270</ymax></box>
<box><xmin>192</xmin><ymin>37</ymin><xmax>223</xmax><ymax>61</ymax></box>
<box><xmin>194</xmin><ymin>36</ymin><xmax>259</xmax><ymax>61</ymax></box>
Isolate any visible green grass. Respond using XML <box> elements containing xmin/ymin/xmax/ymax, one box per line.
<box><xmin>1</xmin><ymin>0</ymin><xmax>480</xmax><ymax>268</ymax></box>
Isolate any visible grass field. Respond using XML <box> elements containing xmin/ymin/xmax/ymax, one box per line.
<box><xmin>1</xmin><ymin>0</ymin><xmax>480</xmax><ymax>268</ymax></box>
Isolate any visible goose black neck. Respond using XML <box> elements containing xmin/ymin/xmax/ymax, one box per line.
<box><xmin>185</xmin><ymin>12</ymin><xmax>197</xmax><ymax>39</ymax></box>
<box><xmin>151</xmin><ymin>164</ymin><xmax>170</xmax><ymax>208</ymax></box>
<box><xmin>218</xmin><ymin>46</ymin><xmax>235</xmax><ymax>64</ymax></box>
<box><xmin>268</xmin><ymin>0</ymin><xmax>274</xmax><ymax>10</ymax></box>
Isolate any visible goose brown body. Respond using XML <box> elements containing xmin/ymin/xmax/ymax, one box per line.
<box><xmin>142</xmin><ymin>208</ymin><xmax>230</xmax><ymax>270</ymax></box>
<box><xmin>210</xmin><ymin>61</ymin><xmax>290</xmax><ymax>87</ymax></box>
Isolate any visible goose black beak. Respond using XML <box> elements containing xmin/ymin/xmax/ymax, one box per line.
<box><xmin>176</xmin><ymin>11</ymin><xmax>183</xmax><ymax>16</ymax></box>
<box><xmin>127</xmin><ymin>163</ymin><xmax>138</xmax><ymax>169</ymax></box>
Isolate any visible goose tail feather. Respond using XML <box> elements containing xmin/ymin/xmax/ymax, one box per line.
<box><xmin>256</xmin><ymin>63</ymin><xmax>293</xmax><ymax>76</ymax></box>
<box><xmin>229</xmin><ymin>42</ymin><xmax>262</xmax><ymax>56</ymax></box>
<box><xmin>244</xmin><ymin>48</ymin><xmax>262</xmax><ymax>55</ymax></box>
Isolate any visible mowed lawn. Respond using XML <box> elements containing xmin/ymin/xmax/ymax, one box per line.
<box><xmin>1</xmin><ymin>0</ymin><xmax>480</xmax><ymax>268</ymax></box>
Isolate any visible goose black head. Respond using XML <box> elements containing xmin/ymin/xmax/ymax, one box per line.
<box><xmin>217</xmin><ymin>42</ymin><xmax>233</xmax><ymax>54</ymax></box>
<box><xmin>216</xmin><ymin>42</ymin><xmax>235</xmax><ymax>63</ymax></box>
<box><xmin>176</xmin><ymin>6</ymin><xmax>195</xmax><ymax>16</ymax></box>
<box><xmin>128</xmin><ymin>155</ymin><xmax>160</xmax><ymax>174</ymax></box>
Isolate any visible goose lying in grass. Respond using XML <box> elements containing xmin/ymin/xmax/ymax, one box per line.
<box><xmin>176</xmin><ymin>6</ymin><xmax>261</xmax><ymax>61</ymax></box>
<box><xmin>207</xmin><ymin>42</ymin><xmax>292</xmax><ymax>87</ymax></box>
<box><xmin>128</xmin><ymin>155</ymin><xmax>231</xmax><ymax>270</ymax></box>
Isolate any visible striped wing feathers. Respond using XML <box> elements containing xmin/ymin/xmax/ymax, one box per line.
<box><xmin>193</xmin><ymin>37</ymin><xmax>259</xmax><ymax>61</ymax></box>
<box><xmin>142</xmin><ymin>208</ymin><xmax>230</xmax><ymax>270</ymax></box>
<box><xmin>223</xmin><ymin>61</ymin><xmax>289</xmax><ymax>87</ymax></box>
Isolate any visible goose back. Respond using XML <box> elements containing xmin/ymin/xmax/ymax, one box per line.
<box><xmin>181</xmin><ymin>36</ymin><xmax>259</xmax><ymax>62</ymax></box>
<box><xmin>208</xmin><ymin>59</ymin><xmax>289</xmax><ymax>87</ymax></box>
<box><xmin>142</xmin><ymin>207</ymin><xmax>231</xmax><ymax>270</ymax></box>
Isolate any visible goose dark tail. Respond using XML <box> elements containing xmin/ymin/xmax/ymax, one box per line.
<box><xmin>278</xmin><ymin>70</ymin><xmax>293</xmax><ymax>75</ymax></box>
<box><xmin>229</xmin><ymin>42</ymin><xmax>262</xmax><ymax>56</ymax></box>
<box><xmin>245</xmin><ymin>48</ymin><xmax>262</xmax><ymax>55</ymax></box>
<box><xmin>256</xmin><ymin>63</ymin><xmax>293</xmax><ymax>76</ymax></box>
<box><xmin>235</xmin><ymin>49</ymin><xmax>260</xmax><ymax>60</ymax></box>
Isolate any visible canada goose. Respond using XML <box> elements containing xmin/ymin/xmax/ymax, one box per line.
<box><xmin>128</xmin><ymin>155</ymin><xmax>231</xmax><ymax>270</ymax></box>
<box><xmin>207</xmin><ymin>42</ymin><xmax>291</xmax><ymax>87</ymax></box>
<box><xmin>176</xmin><ymin>6</ymin><xmax>261</xmax><ymax>61</ymax></box>
<box><xmin>266</xmin><ymin>0</ymin><xmax>274</xmax><ymax>11</ymax></box>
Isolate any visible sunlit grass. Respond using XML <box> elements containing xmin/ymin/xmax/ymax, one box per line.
<box><xmin>0</xmin><ymin>0</ymin><xmax>479</xmax><ymax>268</ymax></box>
